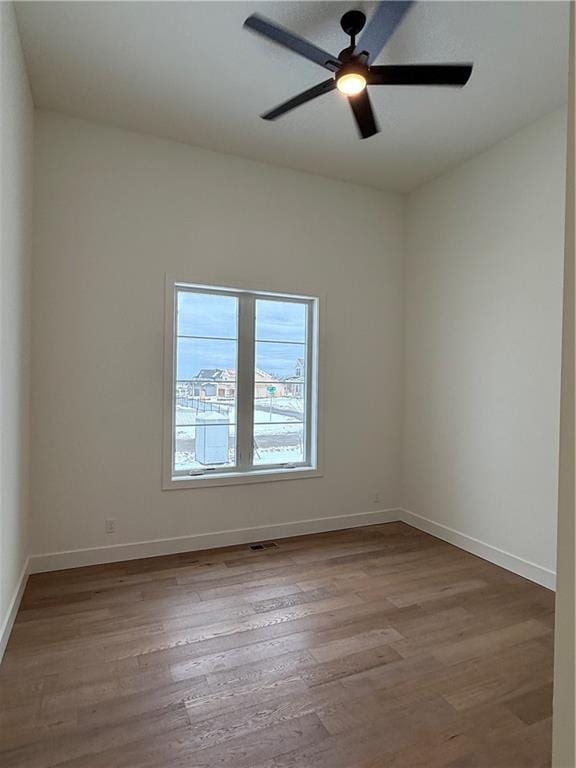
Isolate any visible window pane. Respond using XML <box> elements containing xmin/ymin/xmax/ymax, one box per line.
<box><xmin>253</xmin><ymin>338</ymin><xmax>307</xmax><ymax>467</ymax></box>
<box><xmin>176</xmin><ymin>337</ymin><xmax>237</xmax><ymax>381</ymax></box>
<box><xmin>253</xmin><ymin>422</ymin><xmax>305</xmax><ymax>466</ymax></box>
<box><xmin>177</xmin><ymin>290</ymin><xmax>238</xmax><ymax>339</ymax></box>
<box><xmin>254</xmin><ymin>384</ymin><xmax>305</xmax><ymax>424</ymax></box>
<box><xmin>175</xmin><ymin>394</ymin><xmax>236</xmax><ymax>426</ymax></box>
<box><xmin>255</xmin><ymin>341</ymin><xmax>306</xmax><ymax>380</ymax></box>
<box><xmin>174</xmin><ymin>291</ymin><xmax>239</xmax><ymax>472</ymax></box>
<box><xmin>255</xmin><ymin>300</ymin><xmax>307</xmax><ymax>343</ymax></box>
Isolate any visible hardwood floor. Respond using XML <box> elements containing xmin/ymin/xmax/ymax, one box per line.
<box><xmin>0</xmin><ymin>522</ymin><xmax>555</xmax><ymax>767</ymax></box>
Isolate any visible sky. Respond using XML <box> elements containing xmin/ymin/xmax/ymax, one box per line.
<box><xmin>176</xmin><ymin>291</ymin><xmax>307</xmax><ymax>379</ymax></box>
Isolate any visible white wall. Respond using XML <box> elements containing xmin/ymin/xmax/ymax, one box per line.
<box><xmin>29</xmin><ymin>106</ymin><xmax>567</xmax><ymax>584</ymax></box>
<box><xmin>31</xmin><ymin>111</ymin><xmax>404</xmax><ymax>559</ymax></box>
<box><xmin>553</xmin><ymin>5</ymin><xmax>575</xmax><ymax>764</ymax></box>
<box><xmin>403</xmin><ymin>109</ymin><xmax>566</xmax><ymax>584</ymax></box>
<box><xmin>0</xmin><ymin>2</ymin><xmax>33</xmax><ymax>651</ymax></box>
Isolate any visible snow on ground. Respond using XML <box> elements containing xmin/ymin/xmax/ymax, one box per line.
<box><xmin>175</xmin><ymin>446</ymin><xmax>304</xmax><ymax>471</ymax></box>
<box><xmin>174</xmin><ymin>403</ymin><xmax>305</xmax><ymax>471</ymax></box>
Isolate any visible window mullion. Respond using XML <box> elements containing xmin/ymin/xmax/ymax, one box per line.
<box><xmin>305</xmin><ymin>299</ymin><xmax>314</xmax><ymax>466</ymax></box>
<box><xmin>237</xmin><ymin>294</ymin><xmax>255</xmax><ymax>471</ymax></box>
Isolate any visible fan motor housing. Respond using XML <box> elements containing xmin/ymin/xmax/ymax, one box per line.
<box><xmin>340</xmin><ymin>10</ymin><xmax>366</xmax><ymax>37</ymax></box>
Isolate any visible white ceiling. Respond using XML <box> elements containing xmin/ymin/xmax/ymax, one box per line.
<box><xmin>16</xmin><ymin>1</ymin><xmax>569</xmax><ymax>192</ymax></box>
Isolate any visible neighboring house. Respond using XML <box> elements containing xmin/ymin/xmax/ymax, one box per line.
<box><xmin>254</xmin><ymin>369</ymin><xmax>284</xmax><ymax>399</ymax></box>
<box><xmin>192</xmin><ymin>368</ymin><xmax>236</xmax><ymax>398</ymax></box>
<box><xmin>180</xmin><ymin>368</ymin><xmax>284</xmax><ymax>400</ymax></box>
<box><xmin>283</xmin><ymin>358</ymin><xmax>305</xmax><ymax>398</ymax></box>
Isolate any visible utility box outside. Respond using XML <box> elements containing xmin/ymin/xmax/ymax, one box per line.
<box><xmin>196</xmin><ymin>411</ymin><xmax>229</xmax><ymax>465</ymax></box>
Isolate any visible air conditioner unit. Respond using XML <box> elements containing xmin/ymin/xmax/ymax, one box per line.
<box><xmin>195</xmin><ymin>411</ymin><xmax>229</xmax><ymax>465</ymax></box>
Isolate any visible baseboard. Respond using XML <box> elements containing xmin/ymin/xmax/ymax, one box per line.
<box><xmin>399</xmin><ymin>508</ymin><xmax>556</xmax><ymax>591</ymax></box>
<box><xmin>0</xmin><ymin>557</ymin><xmax>29</xmax><ymax>664</ymax></box>
<box><xmin>26</xmin><ymin>506</ymin><xmax>556</xmax><ymax>589</ymax></box>
<box><xmin>28</xmin><ymin>508</ymin><xmax>403</xmax><ymax>574</ymax></box>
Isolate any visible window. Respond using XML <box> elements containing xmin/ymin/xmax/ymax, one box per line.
<box><xmin>164</xmin><ymin>281</ymin><xmax>320</xmax><ymax>487</ymax></box>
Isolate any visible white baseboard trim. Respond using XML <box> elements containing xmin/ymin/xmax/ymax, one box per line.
<box><xmin>28</xmin><ymin>508</ymin><xmax>403</xmax><ymax>574</ymax></box>
<box><xmin>399</xmin><ymin>508</ymin><xmax>556</xmax><ymax>591</ymax></box>
<box><xmin>1</xmin><ymin>509</ymin><xmax>553</xmax><ymax>668</ymax></box>
<box><xmin>26</xmin><ymin>507</ymin><xmax>556</xmax><ymax>590</ymax></box>
<box><xmin>0</xmin><ymin>557</ymin><xmax>29</xmax><ymax>664</ymax></box>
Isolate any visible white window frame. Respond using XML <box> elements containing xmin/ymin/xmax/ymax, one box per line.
<box><xmin>163</xmin><ymin>277</ymin><xmax>322</xmax><ymax>489</ymax></box>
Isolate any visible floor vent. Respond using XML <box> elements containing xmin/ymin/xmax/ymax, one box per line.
<box><xmin>249</xmin><ymin>541</ymin><xmax>279</xmax><ymax>551</ymax></box>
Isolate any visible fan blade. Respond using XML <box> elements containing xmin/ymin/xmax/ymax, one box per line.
<box><xmin>368</xmin><ymin>63</ymin><xmax>473</xmax><ymax>87</ymax></box>
<box><xmin>262</xmin><ymin>79</ymin><xmax>336</xmax><ymax>121</ymax></box>
<box><xmin>354</xmin><ymin>1</ymin><xmax>413</xmax><ymax>64</ymax></box>
<box><xmin>244</xmin><ymin>14</ymin><xmax>341</xmax><ymax>72</ymax></box>
<box><xmin>348</xmin><ymin>91</ymin><xmax>380</xmax><ymax>139</ymax></box>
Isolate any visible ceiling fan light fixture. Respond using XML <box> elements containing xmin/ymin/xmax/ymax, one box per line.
<box><xmin>244</xmin><ymin>3</ymin><xmax>473</xmax><ymax>140</ymax></box>
<box><xmin>336</xmin><ymin>71</ymin><xmax>367</xmax><ymax>95</ymax></box>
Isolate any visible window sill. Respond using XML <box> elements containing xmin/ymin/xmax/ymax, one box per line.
<box><xmin>163</xmin><ymin>466</ymin><xmax>323</xmax><ymax>490</ymax></box>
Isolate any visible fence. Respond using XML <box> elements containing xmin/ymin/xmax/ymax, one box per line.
<box><xmin>175</xmin><ymin>392</ymin><xmax>231</xmax><ymax>416</ymax></box>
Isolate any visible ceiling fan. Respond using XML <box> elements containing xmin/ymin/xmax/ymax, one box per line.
<box><xmin>243</xmin><ymin>1</ymin><xmax>473</xmax><ymax>139</ymax></box>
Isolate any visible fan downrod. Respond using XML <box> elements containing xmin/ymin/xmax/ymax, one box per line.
<box><xmin>340</xmin><ymin>10</ymin><xmax>366</xmax><ymax>38</ymax></box>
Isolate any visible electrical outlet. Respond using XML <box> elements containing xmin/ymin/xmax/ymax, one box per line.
<box><xmin>105</xmin><ymin>518</ymin><xmax>116</xmax><ymax>534</ymax></box>
<box><xmin>372</xmin><ymin>491</ymin><xmax>381</xmax><ymax>505</ymax></box>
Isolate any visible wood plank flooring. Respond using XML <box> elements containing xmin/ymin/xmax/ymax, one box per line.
<box><xmin>0</xmin><ymin>522</ymin><xmax>555</xmax><ymax>767</ymax></box>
